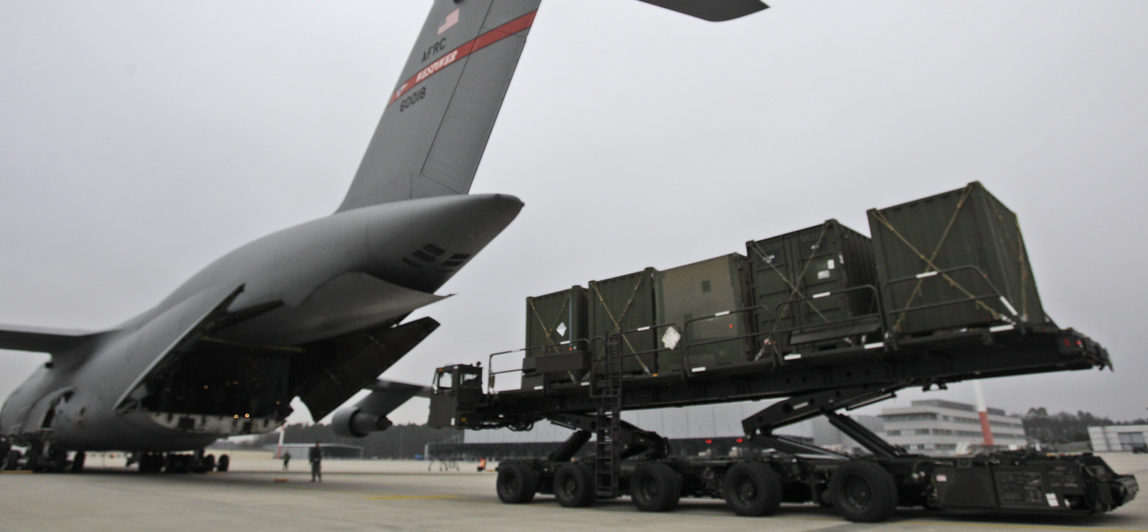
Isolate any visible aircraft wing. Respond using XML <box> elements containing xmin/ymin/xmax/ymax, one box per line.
<box><xmin>0</xmin><ymin>324</ymin><xmax>100</xmax><ymax>354</ymax></box>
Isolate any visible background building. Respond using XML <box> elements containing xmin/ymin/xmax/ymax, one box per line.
<box><xmin>1088</xmin><ymin>425</ymin><xmax>1148</xmax><ymax>451</ymax></box>
<box><xmin>881</xmin><ymin>399</ymin><xmax>1026</xmax><ymax>455</ymax></box>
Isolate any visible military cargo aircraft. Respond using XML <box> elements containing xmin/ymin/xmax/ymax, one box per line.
<box><xmin>0</xmin><ymin>0</ymin><xmax>768</xmax><ymax>472</ymax></box>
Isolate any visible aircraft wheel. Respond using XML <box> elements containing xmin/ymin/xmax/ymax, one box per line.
<box><xmin>139</xmin><ymin>453</ymin><xmax>157</xmax><ymax>473</ymax></box>
<box><xmin>553</xmin><ymin>463</ymin><xmax>594</xmax><ymax>507</ymax></box>
<box><xmin>71</xmin><ymin>451</ymin><xmax>86</xmax><ymax>473</ymax></box>
<box><xmin>631</xmin><ymin>462</ymin><xmax>682</xmax><ymax>512</ymax></box>
<box><xmin>48</xmin><ymin>448</ymin><xmax>69</xmax><ymax>473</ymax></box>
<box><xmin>829</xmin><ymin>460</ymin><xmax>897</xmax><ymax>523</ymax></box>
<box><xmin>201</xmin><ymin>454</ymin><xmax>216</xmax><ymax>473</ymax></box>
<box><xmin>722</xmin><ymin>461</ymin><xmax>782</xmax><ymax>516</ymax></box>
<box><xmin>496</xmin><ymin>461</ymin><xmax>539</xmax><ymax>504</ymax></box>
<box><xmin>5</xmin><ymin>450</ymin><xmax>22</xmax><ymax>470</ymax></box>
<box><xmin>216</xmin><ymin>454</ymin><xmax>230</xmax><ymax>472</ymax></box>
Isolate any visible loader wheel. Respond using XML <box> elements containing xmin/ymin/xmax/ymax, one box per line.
<box><xmin>631</xmin><ymin>462</ymin><xmax>682</xmax><ymax>512</ymax></box>
<box><xmin>722</xmin><ymin>461</ymin><xmax>782</xmax><ymax>516</ymax></box>
<box><xmin>553</xmin><ymin>463</ymin><xmax>594</xmax><ymax>507</ymax></box>
<box><xmin>497</xmin><ymin>461</ymin><xmax>539</xmax><ymax>504</ymax></box>
<box><xmin>829</xmin><ymin>460</ymin><xmax>897</xmax><ymax>522</ymax></box>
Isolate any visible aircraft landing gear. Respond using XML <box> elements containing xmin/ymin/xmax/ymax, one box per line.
<box><xmin>70</xmin><ymin>451</ymin><xmax>86</xmax><ymax>473</ymax></box>
<box><xmin>216</xmin><ymin>454</ymin><xmax>229</xmax><ymax>472</ymax></box>
<box><xmin>138</xmin><ymin>452</ymin><xmax>164</xmax><ymax>473</ymax></box>
<box><xmin>4</xmin><ymin>450</ymin><xmax>20</xmax><ymax>470</ymax></box>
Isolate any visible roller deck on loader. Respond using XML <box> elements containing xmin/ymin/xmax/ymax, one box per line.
<box><xmin>429</xmin><ymin>322</ymin><xmax>1136</xmax><ymax>521</ymax></box>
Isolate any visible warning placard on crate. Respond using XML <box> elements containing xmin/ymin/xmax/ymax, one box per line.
<box><xmin>662</xmin><ymin>327</ymin><xmax>681</xmax><ymax>350</ymax></box>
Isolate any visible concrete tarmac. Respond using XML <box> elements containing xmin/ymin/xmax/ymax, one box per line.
<box><xmin>2</xmin><ymin>451</ymin><xmax>1146</xmax><ymax>531</ymax></box>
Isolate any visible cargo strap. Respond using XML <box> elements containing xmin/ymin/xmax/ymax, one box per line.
<box><xmin>869</xmin><ymin>184</ymin><xmax>1005</xmax><ymax>331</ymax></box>
<box><xmin>747</xmin><ymin>223</ymin><xmax>834</xmax><ymax>358</ymax></box>
<box><xmin>1014</xmin><ymin>216</ymin><xmax>1030</xmax><ymax>319</ymax></box>
<box><xmin>985</xmin><ymin>195</ymin><xmax>1032</xmax><ymax>321</ymax></box>
<box><xmin>748</xmin><ymin>239</ymin><xmax>832</xmax><ymax>326</ymax></box>
<box><xmin>527</xmin><ymin>296</ymin><xmax>569</xmax><ymax>355</ymax></box>
<box><xmin>590</xmin><ymin>277</ymin><xmax>653</xmax><ymax>375</ymax></box>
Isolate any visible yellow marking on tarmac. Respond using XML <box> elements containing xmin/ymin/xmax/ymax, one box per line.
<box><xmin>366</xmin><ymin>495</ymin><xmax>460</xmax><ymax>501</ymax></box>
<box><xmin>1</xmin><ymin>470</ymin><xmax>33</xmax><ymax>474</ymax></box>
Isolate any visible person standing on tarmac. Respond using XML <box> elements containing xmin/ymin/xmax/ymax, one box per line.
<box><xmin>0</xmin><ymin>436</ymin><xmax>10</xmax><ymax>470</ymax></box>
<box><xmin>282</xmin><ymin>451</ymin><xmax>291</xmax><ymax>471</ymax></box>
<box><xmin>309</xmin><ymin>442</ymin><xmax>322</xmax><ymax>482</ymax></box>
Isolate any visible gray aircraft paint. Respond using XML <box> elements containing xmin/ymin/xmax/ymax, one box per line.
<box><xmin>0</xmin><ymin>0</ymin><xmax>766</xmax><ymax>454</ymax></box>
<box><xmin>0</xmin><ymin>0</ymin><xmax>541</xmax><ymax>452</ymax></box>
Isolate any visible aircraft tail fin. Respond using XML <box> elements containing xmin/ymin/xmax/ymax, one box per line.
<box><xmin>0</xmin><ymin>324</ymin><xmax>101</xmax><ymax>355</ymax></box>
<box><xmin>337</xmin><ymin>0</ymin><xmax>542</xmax><ymax>212</ymax></box>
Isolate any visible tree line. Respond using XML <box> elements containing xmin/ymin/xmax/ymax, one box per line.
<box><xmin>1023</xmin><ymin>407</ymin><xmax>1148</xmax><ymax>444</ymax></box>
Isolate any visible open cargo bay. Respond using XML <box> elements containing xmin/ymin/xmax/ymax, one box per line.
<box><xmin>430</xmin><ymin>182</ymin><xmax>1135</xmax><ymax>522</ymax></box>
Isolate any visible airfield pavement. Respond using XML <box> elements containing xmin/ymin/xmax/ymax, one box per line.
<box><xmin>1</xmin><ymin>450</ymin><xmax>1146</xmax><ymax>531</ymax></box>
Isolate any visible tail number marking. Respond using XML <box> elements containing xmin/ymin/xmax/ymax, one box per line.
<box><xmin>399</xmin><ymin>86</ymin><xmax>427</xmax><ymax>112</ymax></box>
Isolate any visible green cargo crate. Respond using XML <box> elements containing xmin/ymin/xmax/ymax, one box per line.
<box><xmin>523</xmin><ymin>286</ymin><xmax>590</xmax><ymax>383</ymax></box>
<box><xmin>867</xmin><ymin>181</ymin><xmax>1045</xmax><ymax>335</ymax></box>
<box><xmin>655</xmin><ymin>253</ymin><xmax>753</xmax><ymax>373</ymax></box>
<box><xmin>588</xmin><ymin>268</ymin><xmax>659</xmax><ymax>376</ymax></box>
<box><xmin>745</xmin><ymin>219</ymin><xmax>881</xmax><ymax>353</ymax></box>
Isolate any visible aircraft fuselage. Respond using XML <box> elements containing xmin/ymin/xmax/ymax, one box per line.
<box><xmin>0</xmin><ymin>194</ymin><xmax>521</xmax><ymax>451</ymax></box>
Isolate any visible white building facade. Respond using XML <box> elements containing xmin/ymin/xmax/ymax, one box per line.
<box><xmin>880</xmin><ymin>399</ymin><xmax>1026</xmax><ymax>455</ymax></box>
<box><xmin>1088</xmin><ymin>425</ymin><xmax>1148</xmax><ymax>452</ymax></box>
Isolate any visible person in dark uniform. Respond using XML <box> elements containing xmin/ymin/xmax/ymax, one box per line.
<box><xmin>308</xmin><ymin>442</ymin><xmax>322</xmax><ymax>482</ymax></box>
<box><xmin>0</xmin><ymin>436</ymin><xmax>11</xmax><ymax>470</ymax></box>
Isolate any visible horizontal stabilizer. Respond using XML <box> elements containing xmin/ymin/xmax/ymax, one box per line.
<box><xmin>356</xmin><ymin>379</ymin><xmax>432</xmax><ymax>416</ymax></box>
<box><xmin>637</xmin><ymin>0</ymin><xmax>768</xmax><ymax>21</ymax></box>
<box><xmin>215</xmin><ymin>272</ymin><xmax>448</xmax><ymax>346</ymax></box>
<box><xmin>0</xmin><ymin>324</ymin><xmax>100</xmax><ymax>355</ymax></box>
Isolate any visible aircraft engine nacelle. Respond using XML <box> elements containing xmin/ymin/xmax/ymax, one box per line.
<box><xmin>331</xmin><ymin>407</ymin><xmax>394</xmax><ymax>438</ymax></box>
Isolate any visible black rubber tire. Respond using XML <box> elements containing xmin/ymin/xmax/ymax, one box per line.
<box><xmin>630</xmin><ymin>462</ymin><xmax>682</xmax><ymax>512</ymax></box>
<box><xmin>722</xmin><ymin>462</ymin><xmax>783</xmax><ymax>517</ymax></box>
<box><xmin>140</xmin><ymin>453</ymin><xmax>161</xmax><ymax>473</ymax></box>
<box><xmin>496</xmin><ymin>461</ymin><xmax>540</xmax><ymax>504</ymax></box>
<box><xmin>553</xmin><ymin>463</ymin><xmax>595</xmax><ymax>507</ymax></box>
<box><xmin>828</xmin><ymin>460</ymin><xmax>897</xmax><ymax>523</ymax></box>
<box><xmin>48</xmin><ymin>449</ymin><xmax>69</xmax><ymax>473</ymax></box>
<box><xmin>5</xmin><ymin>450</ymin><xmax>20</xmax><ymax>470</ymax></box>
<box><xmin>203</xmin><ymin>454</ymin><xmax>216</xmax><ymax>473</ymax></box>
<box><xmin>216</xmin><ymin>454</ymin><xmax>230</xmax><ymax>472</ymax></box>
<box><xmin>70</xmin><ymin>451</ymin><xmax>86</xmax><ymax>473</ymax></box>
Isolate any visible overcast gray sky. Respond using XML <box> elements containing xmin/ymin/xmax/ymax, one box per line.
<box><xmin>1</xmin><ymin>1</ymin><xmax>1146</xmax><ymax>427</ymax></box>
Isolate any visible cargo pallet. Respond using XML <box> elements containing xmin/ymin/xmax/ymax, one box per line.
<box><xmin>429</xmin><ymin>316</ymin><xmax>1137</xmax><ymax>521</ymax></box>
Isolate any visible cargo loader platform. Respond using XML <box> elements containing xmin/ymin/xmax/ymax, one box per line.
<box><xmin>422</xmin><ymin>183</ymin><xmax>1136</xmax><ymax>522</ymax></box>
<box><xmin>428</xmin><ymin>323</ymin><xmax>1135</xmax><ymax>522</ymax></box>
